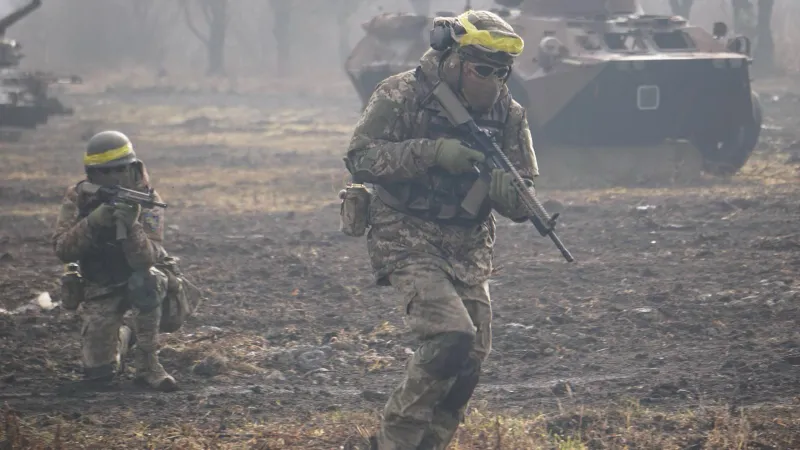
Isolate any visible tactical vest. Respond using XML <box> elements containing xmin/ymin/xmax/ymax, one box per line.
<box><xmin>375</xmin><ymin>67</ymin><xmax>511</xmax><ymax>226</ymax></box>
<box><xmin>76</xmin><ymin>183</ymin><xmax>135</xmax><ymax>286</ymax></box>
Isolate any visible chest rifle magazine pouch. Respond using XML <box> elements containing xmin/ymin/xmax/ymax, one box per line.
<box><xmin>338</xmin><ymin>183</ymin><xmax>371</xmax><ymax>237</ymax></box>
<box><xmin>60</xmin><ymin>263</ymin><xmax>85</xmax><ymax>311</ymax></box>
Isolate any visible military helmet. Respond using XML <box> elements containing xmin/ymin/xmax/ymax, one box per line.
<box><xmin>84</xmin><ymin>130</ymin><xmax>138</xmax><ymax>169</ymax></box>
<box><xmin>450</xmin><ymin>10</ymin><xmax>524</xmax><ymax>66</ymax></box>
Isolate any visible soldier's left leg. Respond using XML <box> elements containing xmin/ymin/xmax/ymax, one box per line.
<box><xmin>423</xmin><ymin>280</ymin><xmax>492</xmax><ymax>449</ymax></box>
<box><xmin>79</xmin><ymin>294</ymin><xmax>131</xmax><ymax>380</ymax></box>
<box><xmin>128</xmin><ymin>268</ymin><xmax>177</xmax><ymax>392</ymax></box>
<box><xmin>378</xmin><ymin>265</ymin><xmax>477</xmax><ymax>450</ymax></box>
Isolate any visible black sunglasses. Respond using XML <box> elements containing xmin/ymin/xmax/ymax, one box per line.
<box><xmin>470</xmin><ymin>63</ymin><xmax>511</xmax><ymax>79</ymax></box>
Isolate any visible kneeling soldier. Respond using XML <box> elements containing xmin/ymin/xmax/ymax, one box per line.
<box><xmin>53</xmin><ymin>130</ymin><xmax>177</xmax><ymax>391</ymax></box>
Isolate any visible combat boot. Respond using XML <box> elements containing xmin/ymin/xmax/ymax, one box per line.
<box><xmin>133</xmin><ymin>348</ymin><xmax>178</xmax><ymax>392</ymax></box>
<box><xmin>82</xmin><ymin>325</ymin><xmax>133</xmax><ymax>382</ymax></box>
<box><xmin>83</xmin><ymin>363</ymin><xmax>115</xmax><ymax>382</ymax></box>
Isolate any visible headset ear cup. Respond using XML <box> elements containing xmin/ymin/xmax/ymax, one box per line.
<box><xmin>430</xmin><ymin>22</ymin><xmax>455</xmax><ymax>51</ymax></box>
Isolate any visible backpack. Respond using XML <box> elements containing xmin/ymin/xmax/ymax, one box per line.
<box><xmin>155</xmin><ymin>256</ymin><xmax>203</xmax><ymax>333</ymax></box>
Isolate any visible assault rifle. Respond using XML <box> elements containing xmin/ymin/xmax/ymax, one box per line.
<box><xmin>428</xmin><ymin>81</ymin><xmax>574</xmax><ymax>263</ymax></box>
<box><xmin>78</xmin><ymin>182</ymin><xmax>167</xmax><ymax>241</ymax></box>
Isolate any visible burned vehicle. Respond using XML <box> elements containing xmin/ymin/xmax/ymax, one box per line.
<box><xmin>345</xmin><ymin>0</ymin><xmax>761</xmax><ymax>186</ymax></box>
<box><xmin>0</xmin><ymin>0</ymin><xmax>81</xmax><ymax>138</ymax></box>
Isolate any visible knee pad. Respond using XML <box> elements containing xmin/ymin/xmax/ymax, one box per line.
<box><xmin>440</xmin><ymin>354</ymin><xmax>481</xmax><ymax>413</ymax></box>
<box><xmin>127</xmin><ymin>268</ymin><xmax>168</xmax><ymax>313</ymax></box>
<box><xmin>417</xmin><ymin>331</ymin><xmax>475</xmax><ymax>379</ymax></box>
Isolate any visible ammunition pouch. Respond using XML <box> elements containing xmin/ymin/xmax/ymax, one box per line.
<box><xmin>127</xmin><ymin>268</ymin><xmax>168</xmax><ymax>314</ymax></box>
<box><xmin>376</xmin><ymin>179</ymin><xmax>492</xmax><ymax>227</ymax></box>
<box><xmin>338</xmin><ymin>183</ymin><xmax>372</xmax><ymax>237</ymax></box>
<box><xmin>60</xmin><ymin>263</ymin><xmax>85</xmax><ymax>311</ymax></box>
<box><xmin>155</xmin><ymin>256</ymin><xmax>203</xmax><ymax>333</ymax></box>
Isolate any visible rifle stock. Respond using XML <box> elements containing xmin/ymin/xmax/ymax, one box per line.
<box><xmin>429</xmin><ymin>82</ymin><xmax>575</xmax><ymax>263</ymax></box>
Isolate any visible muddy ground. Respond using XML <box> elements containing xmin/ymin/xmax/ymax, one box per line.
<box><xmin>0</xmin><ymin>75</ymin><xmax>799</xmax><ymax>449</ymax></box>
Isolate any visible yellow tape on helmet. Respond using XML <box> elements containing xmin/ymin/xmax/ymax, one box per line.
<box><xmin>83</xmin><ymin>143</ymin><xmax>133</xmax><ymax>166</ymax></box>
<box><xmin>455</xmin><ymin>11</ymin><xmax>524</xmax><ymax>56</ymax></box>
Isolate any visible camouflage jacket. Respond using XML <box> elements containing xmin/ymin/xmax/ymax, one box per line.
<box><xmin>345</xmin><ymin>49</ymin><xmax>539</xmax><ymax>287</ymax></box>
<box><xmin>52</xmin><ymin>172</ymin><xmax>166</xmax><ymax>292</ymax></box>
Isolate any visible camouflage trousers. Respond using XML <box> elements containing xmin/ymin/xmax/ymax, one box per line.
<box><xmin>79</xmin><ymin>268</ymin><xmax>174</xmax><ymax>389</ymax></box>
<box><xmin>377</xmin><ymin>264</ymin><xmax>492</xmax><ymax>450</ymax></box>
<box><xmin>80</xmin><ymin>294</ymin><xmax>161</xmax><ymax>374</ymax></box>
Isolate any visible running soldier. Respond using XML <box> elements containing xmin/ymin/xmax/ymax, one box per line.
<box><xmin>343</xmin><ymin>10</ymin><xmax>537</xmax><ymax>450</ymax></box>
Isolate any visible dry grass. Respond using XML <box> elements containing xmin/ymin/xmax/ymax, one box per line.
<box><xmin>2</xmin><ymin>401</ymin><xmax>797</xmax><ymax>449</ymax></box>
<box><xmin>153</xmin><ymin>165</ymin><xmax>345</xmax><ymax>213</ymax></box>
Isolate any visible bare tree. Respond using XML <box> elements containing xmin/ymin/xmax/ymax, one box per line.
<box><xmin>181</xmin><ymin>0</ymin><xmax>229</xmax><ymax>76</ymax></box>
<box><xmin>268</xmin><ymin>0</ymin><xmax>291</xmax><ymax>76</ymax></box>
<box><xmin>129</xmin><ymin>1</ymin><xmax>180</xmax><ymax>71</ymax></box>
<box><xmin>335</xmin><ymin>0</ymin><xmax>365</xmax><ymax>64</ymax></box>
<box><xmin>732</xmin><ymin>0</ymin><xmax>774</xmax><ymax>73</ymax></box>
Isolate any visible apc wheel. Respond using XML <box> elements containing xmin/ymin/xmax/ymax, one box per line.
<box><xmin>693</xmin><ymin>91</ymin><xmax>763</xmax><ymax>176</ymax></box>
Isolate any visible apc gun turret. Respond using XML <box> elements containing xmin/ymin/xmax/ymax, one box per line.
<box><xmin>0</xmin><ymin>0</ymin><xmax>83</xmax><ymax>140</ymax></box>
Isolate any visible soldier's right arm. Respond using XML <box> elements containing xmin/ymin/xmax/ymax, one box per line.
<box><xmin>52</xmin><ymin>186</ymin><xmax>94</xmax><ymax>263</ymax></box>
<box><xmin>345</xmin><ymin>77</ymin><xmax>439</xmax><ymax>184</ymax></box>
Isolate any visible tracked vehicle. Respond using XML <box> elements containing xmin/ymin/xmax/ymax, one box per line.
<box><xmin>345</xmin><ymin>0</ymin><xmax>761</xmax><ymax>187</ymax></box>
<box><xmin>0</xmin><ymin>0</ymin><xmax>81</xmax><ymax>140</ymax></box>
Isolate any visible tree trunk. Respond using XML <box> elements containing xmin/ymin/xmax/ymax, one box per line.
<box><xmin>753</xmin><ymin>0</ymin><xmax>774</xmax><ymax>73</ymax></box>
<box><xmin>206</xmin><ymin>0</ymin><xmax>227</xmax><ymax>76</ymax></box>
<box><xmin>270</xmin><ymin>0</ymin><xmax>291</xmax><ymax>76</ymax></box>
<box><xmin>181</xmin><ymin>0</ymin><xmax>228</xmax><ymax>77</ymax></box>
<box><xmin>336</xmin><ymin>0</ymin><xmax>362</xmax><ymax>64</ymax></box>
<box><xmin>731</xmin><ymin>0</ymin><xmax>755</xmax><ymax>36</ymax></box>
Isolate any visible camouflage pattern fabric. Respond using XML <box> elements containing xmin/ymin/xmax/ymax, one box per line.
<box><xmin>345</xmin><ymin>48</ymin><xmax>538</xmax><ymax>449</ymax></box>
<box><xmin>79</xmin><ymin>296</ymin><xmax>132</xmax><ymax>376</ymax></box>
<box><xmin>52</xmin><ymin>184</ymin><xmax>165</xmax><ymax>276</ymax></box>
<box><xmin>79</xmin><ymin>287</ymin><xmax>168</xmax><ymax>382</ymax></box>
<box><xmin>346</xmin><ymin>48</ymin><xmax>538</xmax><ymax>286</ymax></box>
<box><xmin>52</xmin><ymin>168</ymin><xmax>176</xmax><ymax>391</ymax></box>
<box><xmin>378</xmin><ymin>265</ymin><xmax>491</xmax><ymax>450</ymax></box>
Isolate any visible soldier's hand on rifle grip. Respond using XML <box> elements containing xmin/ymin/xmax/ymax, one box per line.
<box><xmin>113</xmin><ymin>203</ymin><xmax>141</xmax><ymax>231</ymax></box>
<box><xmin>489</xmin><ymin>169</ymin><xmax>522</xmax><ymax>212</ymax></box>
<box><xmin>86</xmin><ymin>203</ymin><xmax>116</xmax><ymax>229</ymax></box>
<box><xmin>433</xmin><ymin>138</ymin><xmax>486</xmax><ymax>174</ymax></box>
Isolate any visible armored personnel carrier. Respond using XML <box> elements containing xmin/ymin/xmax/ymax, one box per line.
<box><xmin>0</xmin><ymin>0</ymin><xmax>81</xmax><ymax>139</ymax></box>
<box><xmin>345</xmin><ymin>0</ymin><xmax>761</xmax><ymax>186</ymax></box>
